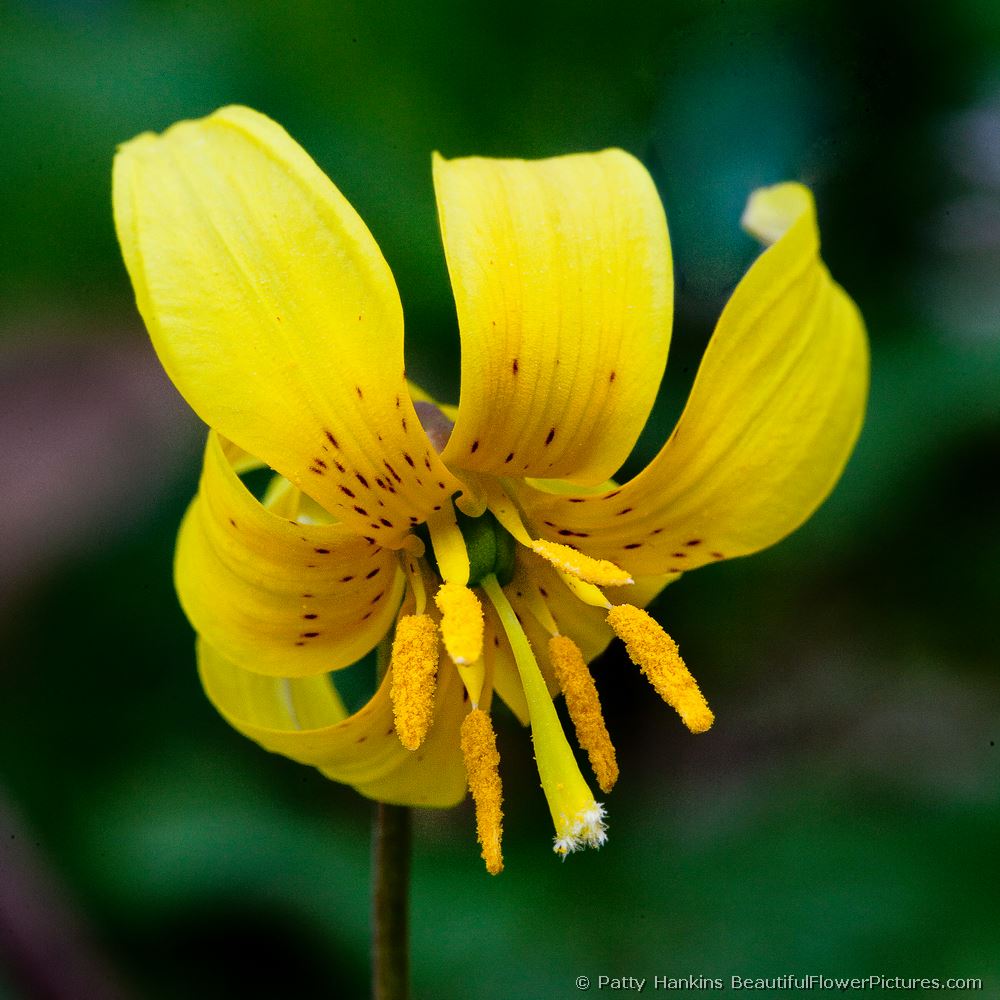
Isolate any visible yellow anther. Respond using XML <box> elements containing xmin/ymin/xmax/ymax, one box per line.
<box><xmin>549</xmin><ymin>636</ymin><xmax>618</xmax><ymax>794</ymax></box>
<box><xmin>460</xmin><ymin>708</ymin><xmax>504</xmax><ymax>875</ymax></box>
<box><xmin>557</xmin><ymin>571</ymin><xmax>612</xmax><ymax>609</ymax></box>
<box><xmin>435</xmin><ymin>583</ymin><xmax>484</xmax><ymax>665</ymax></box>
<box><xmin>389</xmin><ymin>614</ymin><xmax>439</xmax><ymax>750</ymax></box>
<box><xmin>531</xmin><ymin>540</ymin><xmax>633</xmax><ymax>587</ymax></box>
<box><xmin>606</xmin><ymin>604</ymin><xmax>714</xmax><ymax>734</ymax></box>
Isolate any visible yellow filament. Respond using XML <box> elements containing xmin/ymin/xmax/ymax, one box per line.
<box><xmin>426</xmin><ymin>504</ymin><xmax>470</xmax><ymax>585</ymax></box>
<box><xmin>460</xmin><ymin>708</ymin><xmax>504</xmax><ymax>875</ymax></box>
<box><xmin>606</xmin><ymin>604</ymin><xmax>714</xmax><ymax>734</ymax></box>
<box><xmin>389</xmin><ymin>615</ymin><xmax>440</xmax><ymax>750</ymax></box>
<box><xmin>486</xmin><ymin>484</ymin><xmax>534</xmax><ymax>546</ymax></box>
<box><xmin>457</xmin><ymin>654</ymin><xmax>487</xmax><ymax>709</ymax></box>
<box><xmin>549</xmin><ymin>635</ymin><xmax>618</xmax><ymax>794</ymax></box>
<box><xmin>531</xmin><ymin>540</ymin><xmax>633</xmax><ymax>587</ymax></box>
<box><xmin>435</xmin><ymin>582</ymin><xmax>484</xmax><ymax>665</ymax></box>
<box><xmin>403</xmin><ymin>557</ymin><xmax>428</xmax><ymax>616</ymax></box>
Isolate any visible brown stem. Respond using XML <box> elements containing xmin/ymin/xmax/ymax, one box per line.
<box><xmin>371</xmin><ymin>802</ymin><xmax>411</xmax><ymax>1000</ymax></box>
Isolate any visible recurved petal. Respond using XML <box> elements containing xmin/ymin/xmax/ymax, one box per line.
<box><xmin>176</xmin><ymin>432</ymin><xmax>404</xmax><ymax>677</ymax></box>
<box><xmin>114</xmin><ymin>105</ymin><xmax>461</xmax><ymax>545</ymax></box>
<box><xmin>517</xmin><ymin>183</ymin><xmax>868</xmax><ymax>576</ymax></box>
<box><xmin>433</xmin><ymin>150</ymin><xmax>672</xmax><ymax>484</ymax></box>
<box><xmin>197</xmin><ymin>639</ymin><xmax>468</xmax><ymax>807</ymax></box>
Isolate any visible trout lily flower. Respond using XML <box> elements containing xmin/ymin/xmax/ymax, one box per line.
<box><xmin>113</xmin><ymin>106</ymin><xmax>867</xmax><ymax>874</ymax></box>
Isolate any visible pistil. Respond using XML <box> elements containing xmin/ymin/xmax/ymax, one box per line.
<box><xmin>481</xmin><ymin>574</ymin><xmax>607</xmax><ymax>856</ymax></box>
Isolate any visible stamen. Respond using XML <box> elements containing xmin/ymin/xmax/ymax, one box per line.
<box><xmin>531</xmin><ymin>539</ymin><xmax>633</xmax><ymax>587</ymax></box>
<box><xmin>426</xmin><ymin>504</ymin><xmax>470</xmax><ymax>585</ymax></box>
<box><xmin>435</xmin><ymin>582</ymin><xmax>484</xmax><ymax>665</ymax></box>
<box><xmin>486</xmin><ymin>485</ymin><xmax>534</xmax><ymax>546</ymax></box>
<box><xmin>549</xmin><ymin>635</ymin><xmax>618</xmax><ymax>793</ymax></box>
<box><xmin>403</xmin><ymin>557</ymin><xmax>427</xmax><ymax>616</ymax></box>
<box><xmin>481</xmin><ymin>575</ymin><xmax>607</xmax><ymax>857</ymax></box>
<box><xmin>389</xmin><ymin>614</ymin><xmax>439</xmax><ymax>750</ymax></box>
<box><xmin>457</xmin><ymin>653</ymin><xmax>487</xmax><ymax>709</ymax></box>
<box><xmin>557</xmin><ymin>571</ymin><xmax>612</xmax><ymax>609</ymax></box>
<box><xmin>606</xmin><ymin>604</ymin><xmax>714</xmax><ymax>734</ymax></box>
<box><xmin>460</xmin><ymin>708</ymin><xmax>504</xmax><ymax>875</ymax></box>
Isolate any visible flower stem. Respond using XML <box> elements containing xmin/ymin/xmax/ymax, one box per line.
<box><xmin>372</xmin><ymin>802</ymin><xmax>411</xmax><ymax>1000</ymax></box>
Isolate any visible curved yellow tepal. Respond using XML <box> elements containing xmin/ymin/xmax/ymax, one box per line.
<box><xmin>434</xmin><ymin>149</ymin><xmax>672</xmax><ymax>485</ymax></box>
<box><xmin>741</xmin><ymin>182</ymin><xmax>816</xmax><ymax>247</ymax></box>
<box><xmin>175</xmin><ymin>432</ymin><xmax>404</xmax><ymax>678</ymax></box>
<box><xmin>198</xmin><ymin>639</ymin><xmax>468</xmax><ymax>808</ymax></box>
<box><xmin>114</xmin><ymin>106</ymin><xmax>461</xmax><ymax>545</ymax></box>
<box><xmin>518</xmin><ymin>181</ymin><xmax>868</xmax><ymax>578</ymax></box>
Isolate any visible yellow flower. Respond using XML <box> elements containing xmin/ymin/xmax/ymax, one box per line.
<box><xmin>113</xmin><ymin>106</ymin><xmax>867</xmax><ymax>874</ymax></box>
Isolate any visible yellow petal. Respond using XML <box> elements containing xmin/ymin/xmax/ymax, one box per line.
<box><xmin>198</xmin><ymin>638</ymin><xmax>468</xmax><ymax>807</ymax></box>
<box><xmin>114</xmin><ymin>105</ymin><xmax>461</xmax><ymax>546</ymax></box>
<box><xmin>433</xmin><ymin>149</ymin><xmax>672</xmax><ymax>484</ymax></box>
<box><xmin>176</xmin><ymin>432</ymin><xmax>404</xmax><ymax>677</ymax></box>
<box><xmin>517</xmin><ymin>183</ymin><xmax>868</xmax><ymax>575</ymax></box>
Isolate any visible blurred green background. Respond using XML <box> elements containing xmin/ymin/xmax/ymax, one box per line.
<box><xmin>2</xmin><ymin>0</ymin><xmax>998</xmax><ymax>997</ymax></box>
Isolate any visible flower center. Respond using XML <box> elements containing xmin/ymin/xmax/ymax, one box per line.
<box><xmin>416</xmin><ymin>508</ymin><xmax>516</xmax><ymax>588</ymax></box>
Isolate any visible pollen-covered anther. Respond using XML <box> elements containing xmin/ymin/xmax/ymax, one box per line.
<box><xmin>389</xmin><ymin>614</ymin><xmax>440</xmax><ymax>750</ymax></box>
<box><xmin>531</xmin><ymin>539</ymin><xmax>633</xmax><ymax>587</ymax></box>
<box><xmin>434</xmin><ymin>582</ymin><xmax>484</xmax><ymax>665</ymax></box>
<box><xmin>460</xmin><ymin>709</ymin><xmax>504</xmax><ymax>875</ymax></box>
<box><xmin>606</xmin><ymin>604</ymin><xmax>715</xmax><ymax>734</ymax></box>
<box><xmin>549</xmin><ymin>635</ymin><xmax>618</xmax><ymax>793</ymax></box>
